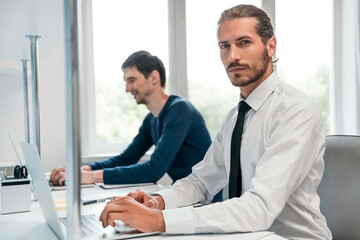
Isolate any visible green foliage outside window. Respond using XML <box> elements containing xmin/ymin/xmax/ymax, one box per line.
<box><xmin>279</xmin><ymin>64</ymin><xmax>330</xmax><ymax>133</ymax></box>
<box><xmin>95</xmin><ymin>81</ymin><xmax>147</xmax><ymax>144</ymax></box>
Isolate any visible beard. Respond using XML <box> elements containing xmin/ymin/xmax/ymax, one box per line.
<box><xmin>134</xmin><ymin>89</ymin><xmax>152</xmax><ymax>105</ymax></box>
<box><xmin>227</xmin><ymin>48</ymin><xmax>270</xmax><ymax>87</ymax></box>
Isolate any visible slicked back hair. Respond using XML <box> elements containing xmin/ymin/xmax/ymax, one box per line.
<box><xmin>218</xmin><ymin>4</ymin><xmax>274</xmax><ymax>45</ymax></box>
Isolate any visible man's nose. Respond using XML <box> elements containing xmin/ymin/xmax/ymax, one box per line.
<box><xmin>228</xmin><ymin>45</ymin><xmax>241</xmax><ymax>63</ymax></box>
<box><xmin>125</xmin><ymin>82</ymin><xmax>131</xmax><ymax>92</ymax></box>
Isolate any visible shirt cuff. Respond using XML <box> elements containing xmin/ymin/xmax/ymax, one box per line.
<box><xmin>162</xmin><ymin>206</ymin><xmax>195</xmax><ymax>234</ymax></box>
<box><xmin>89</xmin><ymin>162</ymin><xmax>101</xmax><ymax>170</ymax></box>
<box><xmin>155</xmin><ymin>188</ymin><xmax>181</xmax><ymax>209</ymax></box>
<box><xmin>102</xmin><ymin>168</ymin><xmax>113</xmax><ymax>184</ymax></box>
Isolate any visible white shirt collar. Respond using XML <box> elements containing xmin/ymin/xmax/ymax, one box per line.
<box><xmin>240</xmin><ymin>71</ymin><xmax>281</xmax><ymax>112</ymax></box>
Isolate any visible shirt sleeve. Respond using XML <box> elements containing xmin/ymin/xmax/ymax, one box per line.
<box><xmin>159</xmin><ymin>101</ymin><xmax>325</xmax><ymax>234</ymax></box>
<box><xmin>100</xmin><ymin>101</ymin><xmax>198</xmax><ymax>184</ymax></box>
<box><xmin>156</xmin><ymin>108</ymin><xmax>235</xmax><ymax>209</ymax></box>
<box><xmin>89</xmin><ymin>116</ymin><xmax>153</xmax><ymax>183</ymax></box>
<box><xmin>157</xmin><ymin>131</ymin><xmax>227</xmax><ymax>205</ymax></box>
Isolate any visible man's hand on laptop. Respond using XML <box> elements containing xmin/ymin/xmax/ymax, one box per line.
<box><xmin>126</xmin><ymin>189</ymin><xmax>165</xmax><ymax>210</ymax></box>
<box><xmin>99</xmin><ymin>196</ymin><xmax>165</xmax><ymax>233</ymax></box>
<box><xmin>81</xmin><ymin>165</ymin><xmax>92</xmax><ymax>171</ymax></box>
<box><xmin>81</xmin><ymin>169</ymin><xmax>104</xmax><ymax>184</ymax></box>
<box><xmin>50</xmin><ymin>166</ymin><xmax>66</xmax><ymax>186</ymax></box>
<box><xmin>50</xmin><ymin>165</ymin><xmax>103</xmax><ymax>186</ymax></box>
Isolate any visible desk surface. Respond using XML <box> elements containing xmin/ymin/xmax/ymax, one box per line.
<box><xmin>0</xmin><ymin>184</ymin><xmax>286</xmax><ymax>240</ymax></box>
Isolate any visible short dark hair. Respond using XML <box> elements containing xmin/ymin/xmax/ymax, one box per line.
<box><xmin>121</xmin><ymin>50</ymin><xmax>166</xmax><ymax>87</ymax></box>
<box><xmin>218</xmin><ymin>4</ymin><xmax>274</xmax><ymax>45</ymax></box>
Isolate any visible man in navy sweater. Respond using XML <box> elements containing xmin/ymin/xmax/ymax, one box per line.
<box><xmin>50</xmin><ymin>51</ymin><xmax>221</xmax><ymax>200</ymax></box>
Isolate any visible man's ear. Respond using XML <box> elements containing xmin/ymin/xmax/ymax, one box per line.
<box><xmin>266</xmin><ymin>36</ymin><xmax>277</xmax><ymax>58</ymax></box>
<box><xmin>150</xmin><ymin>70</ymin><xmax>160</xmax><ymax>86</ymax></box>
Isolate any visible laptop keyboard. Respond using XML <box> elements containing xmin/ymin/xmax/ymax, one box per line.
<box><xmin>48</xmin><ymin>179</ymin><xmax>66</xmax><ymax>190</ymax></box>
<box><xmin>48</xmin><ymin>179</ymin><xmax>57</xmax><ymax>187</ymax></box>
<box><xmin>60</xmin><ymin>214</ymin><xmax>113</xmax><ymax>237</ymax></box>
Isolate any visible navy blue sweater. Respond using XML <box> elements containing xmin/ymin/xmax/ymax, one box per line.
<box><xmin>90</xmin><ymin>95</ymin><xmax>211</xmax><ymax>185</ymax></box>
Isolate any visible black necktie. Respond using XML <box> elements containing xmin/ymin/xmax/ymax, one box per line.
<box><xmin>229</xmin><ymin>101</ymin><xmax>251</xmax><ymax>198</ymax></box>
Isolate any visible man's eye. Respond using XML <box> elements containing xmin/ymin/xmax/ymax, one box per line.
<box><xmin>240</xmin><ymin>40</ymin><xmax>250</xmax><ymax>45</ymax></box>
<box><xmin>126</xmin><ymin>79</ymin><xmax>135</xmax><ymax>84</ymax></box>
<box><xmin>220</xmin><ymin>44</ymin><xmax>230</xmax><ymax>49</ymax></box>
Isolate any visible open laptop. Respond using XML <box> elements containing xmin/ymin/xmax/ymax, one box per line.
<box><xmin>20</xmin><ymin>141</ymin><xmax>160</xmax><ymax>240</ymax></box>
<box><xmin>9</xmin><ymin>134</ymin><xmax>94</xmax><ymax>191</ymax></box>
<box><xmin>47</xmin><ymin>175</ymin><xmax>95</xmax><ymax>191</ymax></box>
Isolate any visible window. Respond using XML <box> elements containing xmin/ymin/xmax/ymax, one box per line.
<box><xmin>88</xmin><ymin>0</ymin><xmax>168</xmax><ymax>154</ymax></box>
<box><xmin>275</xmin><ymin>0</ymin><xmax>332</xmax><ymax>133</ymax></box>
<box><xmin>84</xmin><ymin>0</ymin><xmax>336</xmax><ymax>156</ymax></box>
<box><xmin>186</xmin><ymin>0</ymin><xmax>261</xmax><ymax>136</ymax></box>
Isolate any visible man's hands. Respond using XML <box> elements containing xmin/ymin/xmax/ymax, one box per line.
<box><xmin>127</xmin><ymin>189</ymin><xmax>165</xmax><ymax>210</ymax></box>
<box><xmin>49</xmin><ymin>165</ymin><xmax>103</xmax><ymax>186</ymax></box>
<box><xmin>81</xmin><ymin>168</ymin><xmax>104</xmax><ymax>184</ymax></box>
<box><xmin>100</xmin><ymin>189</ymin><xmax>166</xmax><ymax>233</ymax></box>
<box><xmin>50</xmin><ymin>166</ymin><xmax>67</xmax><ymax>186</ymax></box>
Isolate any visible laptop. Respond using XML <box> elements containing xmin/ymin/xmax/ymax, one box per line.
<box><xmin>47</xmin><ymin>176</ymin><xmax>95</xmax><ymax>191</ymax></box>
<box><xmin>20</xmin><ymin>142</ymin><xmax>160</xmax><ymax>240</ymax></box>
<box><xmin>8</xmin><ymin>135</ymin><xmax>94</xmax><ymax>191</ymax></box>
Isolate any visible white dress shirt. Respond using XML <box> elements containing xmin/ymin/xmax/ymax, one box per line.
<box><xmin>156</xmin><ymin>72</ymin><xmax>332</xmax><ymax>240</ymax></box>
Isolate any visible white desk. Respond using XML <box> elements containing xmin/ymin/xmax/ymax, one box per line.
<box><xmin>0</xmin><ymin>184</ymin><xmax>286</xmax><ymax>240</ymax></box>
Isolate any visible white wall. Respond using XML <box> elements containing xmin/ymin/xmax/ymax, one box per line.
<box><xmin>0</xmin><ymin>0</ymin><xmax>66</xmax><ymax>171</ymax></box>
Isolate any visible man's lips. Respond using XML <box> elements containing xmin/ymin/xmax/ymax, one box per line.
<box><xmin>228</xmin><ymin>67</ymin><xmax>246</xmax><ymax>72</ymax></box>
<box><xmin>131</xmin><ymin>91</ymin><xmax>138</xmax><ymax>98</ymax></box>
<box><xmin>228</xmin><ymin>66</ymin><xmax>248</xmax><ymax>73</ymax></box>
<box><xmin>227</xmin><ymin>62</ymin><xmax>249</xmax><ymax>73</ymax></box>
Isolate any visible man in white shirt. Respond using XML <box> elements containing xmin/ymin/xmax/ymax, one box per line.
<box><xmin>99</xmin><ymin>4</ymin><xmax>332</xmax><ymax>239</ymax></box>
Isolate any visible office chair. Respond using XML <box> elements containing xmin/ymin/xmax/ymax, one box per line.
<box><xmin>318</xmin><ymin>135</ymin><xmax>360</xmax><ymax>240</ymax></box>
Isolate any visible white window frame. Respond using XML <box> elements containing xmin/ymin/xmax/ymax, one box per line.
<box><xmin>332</xmin><ymin>0</ymin><xmax>360</xmax><ymax>134</ymax></box>
<box><xmin>168</xmin><ymin>0</ymin><xmax>188</xmax><ymax>98</ymax></box>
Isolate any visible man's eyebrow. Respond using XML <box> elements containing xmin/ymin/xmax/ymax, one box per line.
<box><xmin>218</xmin><ymin>40</ymin><xmax>229</xmax><ymax>45</ymax></box>
<box><xmin>124</xmin><ymin>76</ymin><xmax>136</xmax><ymax>81</ymax></box>
<box><xmin>218</xmin><ymin>35</ymin><xmax>253</xmax><ymax>45</ymax></box>
<box><xmin>235</xmin><ymin>35</ymin><xmax>252</xmax><ymax>41</ymax></box>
